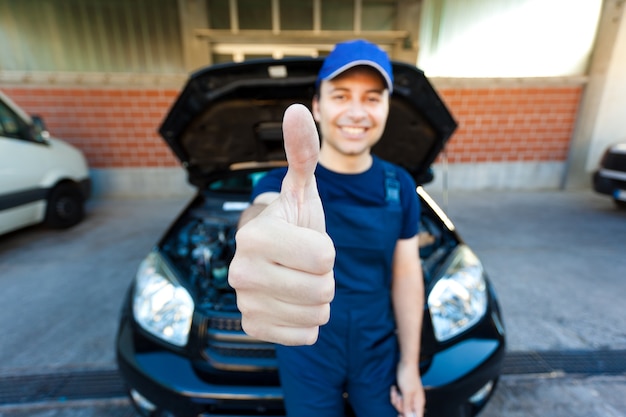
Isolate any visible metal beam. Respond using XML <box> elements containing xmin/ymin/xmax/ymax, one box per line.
<box><xmin>194</xmin><ymin>28</ymin><xmax>409</xmax><ymax>44</ymax></box>
<box><xmin>562</xmin><ymin>0</ymin><xmax>626</xmax><ymax>189</ymax></box>
<box><xmin>178</xmin><ymin>0</ymin><xmax>211</xmax><ymax>70</ymax></box>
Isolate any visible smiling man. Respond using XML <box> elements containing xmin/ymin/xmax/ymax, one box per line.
<box><xmin>229</xmin><ymin>39</ymin><xmax>425</xmax><ymax>417</ymax></box>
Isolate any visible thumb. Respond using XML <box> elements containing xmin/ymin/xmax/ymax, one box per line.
<box><xmin>281</xmin><ymin>104</ymin><xmax>320</xmax><ymax>196</ymax></box>
<box><xmin>277</xmin><ymin>103</ymin><xmax>325</xmax><ymax>231</ymax></box>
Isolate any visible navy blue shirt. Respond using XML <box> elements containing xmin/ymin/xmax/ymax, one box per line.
<box><xmin>251</xmin><ymin>155</ymin><xmax>420</xmax><ymax>239</ymax></box>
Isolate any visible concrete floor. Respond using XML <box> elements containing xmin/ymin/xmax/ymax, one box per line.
<box><xmin>1</xmin><ymin>189</ymin><xmax>625</xmax><ymax>416</ymax></box>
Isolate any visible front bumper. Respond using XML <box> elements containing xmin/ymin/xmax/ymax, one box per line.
<box><xmin>593</xmin><ymin>169</ymin><xmax>626</xmax><ymax>198</ymax></box>
<box><xmin>117</xmin><ymin>320</ymin><xmax>285</xmax><ymax>416</ymax></box>
<box><xmin>116</xmin><ymin>307</ymin><xmax>505</xmax><ymax>417</ymax></box>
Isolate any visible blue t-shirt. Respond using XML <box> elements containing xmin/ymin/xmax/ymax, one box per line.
<box><xmin>251</xmin><ymin>155</ymin><xmax>420</xmax><ymax>239</ymax></box>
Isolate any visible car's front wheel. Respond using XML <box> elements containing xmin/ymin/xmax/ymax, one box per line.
<box><xmin>44</xmin><ymin>183</ymin><xmax>85</xmax><ymax>228</ymax></box>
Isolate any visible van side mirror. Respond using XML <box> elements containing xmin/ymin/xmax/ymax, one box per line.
<box><xmin>30</xmin><ymin>115</ymin><xmax>50</xmax><ymax>141</ymax></box>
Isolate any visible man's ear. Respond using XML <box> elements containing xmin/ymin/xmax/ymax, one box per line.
<box><xmin>312</xmin><ymin>96</ymin><xmax>321</xmax><ymax>122</ymax></box>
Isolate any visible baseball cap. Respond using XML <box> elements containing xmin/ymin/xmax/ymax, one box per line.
<box><xmin>316</xmin><ymin>39</ymin><xmax>394</xmax><ymax>93</ymax></box>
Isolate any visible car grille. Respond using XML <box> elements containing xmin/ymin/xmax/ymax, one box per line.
<box><xmin>203</xmin><ymin>312</ymin><xmax>277</xmax><ymax>371</ymax></box>
<box><xmin>209</xmin><ymin>315</ymin><xmax>243</xmax><ymax>332</ymax></box>
<box><xmin>209</xmin><ymin>345</ymin><xmax>277</xmax><ymax>359</ymax></box>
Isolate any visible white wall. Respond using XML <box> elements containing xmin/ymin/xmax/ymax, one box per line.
<box><xmin>425</xmin><ymin>161</ymin><xmax>565</xmax><ymax>192</ymax></box>
<box><xmin>586</xmin><ymin>6</ymin><xmax>626</xmax><ymax>170</ymax></box>
<box><xmin>90</xmin><ymin>168</ymin><xmax>195</xmax><ymax>199</ymax></box>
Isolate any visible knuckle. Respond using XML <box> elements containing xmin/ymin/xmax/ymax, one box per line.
<box><xmin>309</xmin><ymin>245</ymin><xmax>335</xmax><ymax>275</ymax></box>
<box><xmin>235</xmin><ymin>221</ymin><xmax>265</xmax><ymax>249</ymax></box>
<box><xmin>317</xmin><ymin>304</ymin><xmax>331</xmax><ymax>325</ymax></box>
<box><xmin>235</xmin><ymin>297</ymin><xmax>252</xmax><ymax>318</ymax></box>
<box><xmin>227</xmin><ymin>266</ymin><xmax>242</xmax><ymax>288</ymax></box>
<box><xmin>227</xmin><ymin>262</ymin><xmax>251</xmax><ymax>290</ymax></box>
<box><xmin>233</xmin><ymin>226</ymin><xmax>250</xmax><ymax>246</ymax></box>
<box><xmin>240</xmin><ymin>315</ymin><xmax>272</xmax><ymax>343</ymax></box>
<box><xmin>318</xmin><ymin>236</ymin><xmax>336</xmax><ymax>270</ymax></box>
<box><xmin>320</xmin><ymin>274</ymin><xmax>335</xmax><ymax>303</ymax></box>
<box><xmin>239</xmin><ymin>315</ymin><xmax>256</xmax><ymax>337</ymax></box>
<box><xmin>228</xmin><ymin>257</ymin><xmax>258</xmax><ymax>290</ymax></box>
<box><xmin>302</xmin><ymin>328</ymin><xmax>320</xmax><ymax>346</ymax></box>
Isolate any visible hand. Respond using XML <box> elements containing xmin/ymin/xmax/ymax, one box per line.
<box><xmin>228</xmin><ymin>104</ymin><xmax>336</xmax><ymax>346</ymax></box>
<box><xmin>390</xmin><ymin>362</ymin><xmax>425</xmax><ymax>417</ymax></box>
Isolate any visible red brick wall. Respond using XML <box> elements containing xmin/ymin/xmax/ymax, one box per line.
<box><xmin>438</xmin><ymin>86</ymin><xmax>582</xmax><ymax>163</ymax></box>
<box><xmin>3</xmin><ymin>86</ymin><xmax>180</xmax><ymax>168</ymax></box>
<box><xmin>2</xmin><ymin>84</ymin><xmax>582</xmax><ymax>168</ymax></box>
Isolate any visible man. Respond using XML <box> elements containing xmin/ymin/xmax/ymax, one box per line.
<box><xmin>228</xmin><ymin>39</ymin><xmax>425</xmax><ymax>417</ymax></box>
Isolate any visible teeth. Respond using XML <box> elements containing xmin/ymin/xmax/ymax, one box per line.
<box><xmin>342</xmin><ymin>126</ymin><xmax>365</xmax><ymax>135</ymax></box>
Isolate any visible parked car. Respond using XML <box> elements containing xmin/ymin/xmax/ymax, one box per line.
<box><xmin>592</xmin><ymin>142</ymin><xmax>626</xmax><ymax>209</ymax></box>
<box><xmin>0</xmin><ymin>90</ymin><xmax>91</xmax><ymax>236</ymax></box>
<box><xmin>115</xmin><ymin>58</ymin><xmax>506</xmax><ymax>417</ymax></box>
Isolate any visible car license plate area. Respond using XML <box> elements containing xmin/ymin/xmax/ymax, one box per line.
<box><xmin>614</xmin><ymin>189</ymin><xmax>626</xmax><ymax>201</ymax></box>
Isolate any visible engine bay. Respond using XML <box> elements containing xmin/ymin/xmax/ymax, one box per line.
<box><xmin>161</xmin><ymin>192</ymin><xmax>452</xmax><ymax>312</ymax></box>
<box><xmin>161</xmin><ymin>197</ymin><xmax>242</xmax><ymax>312</ymax></box>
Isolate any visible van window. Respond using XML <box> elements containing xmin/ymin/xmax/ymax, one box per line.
<box><xmin>0</xmin><ymin>101</ymin><xmax>28</xmax><ymax>140</ymax></box>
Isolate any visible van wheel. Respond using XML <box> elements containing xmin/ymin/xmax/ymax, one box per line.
<box><xmin>45</xmin><ymin>183</ymin><xmax>85</xmax><ymax>229</ymax></box>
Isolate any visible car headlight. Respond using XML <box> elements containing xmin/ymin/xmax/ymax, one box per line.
<box><xmin>428</xmin><ymin>245</ymin><xmax>488</xmax><ymax>342</ymax></box>
<box><xmin>132</xmin><ymin>252</ymin><xmax>194</xmax><ymax>347</ymax></box>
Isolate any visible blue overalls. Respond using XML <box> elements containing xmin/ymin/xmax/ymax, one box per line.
<box><xmin>276</xmin><ymin>163</ymin><xmax>403</xmax><ymax>417</ymax></box>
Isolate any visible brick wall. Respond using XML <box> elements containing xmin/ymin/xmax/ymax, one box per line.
<box><xmin>438</xmin><ymin>86</ymin><xmax>582</xmax><ymax>164</ymax></box>
<box><xmin>2</xmin><ymin>86</ymin><xmax>180</xmax><ymax>168</ymax></box>
<box><xmin>2</xmin><ymin>84</ymin><xmax>583</xmax><ymax>169</ymax></box>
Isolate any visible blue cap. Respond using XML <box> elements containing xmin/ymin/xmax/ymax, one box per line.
<box><xmin>316</xmin><ymin>39</ymin><xmax>394</xmax><ymax>93</ymax></box>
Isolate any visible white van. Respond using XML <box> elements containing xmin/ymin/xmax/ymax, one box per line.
<box><xmin>0</xmin><ymin>90</ymin><xmax>91</xmax><ymax>236</ymax></box>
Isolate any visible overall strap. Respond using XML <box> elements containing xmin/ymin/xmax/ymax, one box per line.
<box><xmin>382</xmin><ymin>160</ymin><xmax>401</xmax><ymax>207</ymax></box>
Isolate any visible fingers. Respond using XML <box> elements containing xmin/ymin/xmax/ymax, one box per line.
<box><xmin>238</xmin><ymin>289</ymin><xmax>331</xmax><ymax>334</ymax></box>
<box><xmin>281</xmin><ymin>103</ymin><xmax>320</xmax><ymax>196</ymax></box>
<box><xmin>390</xmin><ymin>385</ymin><xmax>423</xmax><ymax>417</ymax></box>
<box><xmin>242</xmin><ymin>320</ymin><xmax>322</xmax><ymax>346</ymax></box>
<box><xmin>231</xmin><ymin>270</ymin><xmax>333</xmax><ymax>345</ymax></box>
<box><xmin>390</xmin><ymin>385</ymin><xmax>402</xmax><ymax>411</ymax></box>
<box><xmin>403</xmin><ymin>393</ymin><xmax>417</xmax><ymax>417</ymax></box>
<box><xmin>231</xmin><ymin>257</ymin><xmax>334</xmax><ymax>346</ymax></box>
<box><xmin>235</xmin><ymin>215</ymin><xmax>335</xmax><ymax>274</ymax></box>
<box><xmin>229</xmin><ymin>216</ymin><xmax>336</xmax><ymax>346</ymax></box>
<box><xmin>229</xmin><ymin>248</ymin><xmax>335</xmax><ymax>307</ymax></box>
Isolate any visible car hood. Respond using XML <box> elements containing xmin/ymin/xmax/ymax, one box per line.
<box><xmin>159</xmin><ymin>58</ymin><xmax>457</xmax><ymax>187</ymax></box>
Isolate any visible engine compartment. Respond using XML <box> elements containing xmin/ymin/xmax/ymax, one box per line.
<box><xmin>161</xmin><ymin>189</ymin><xmax>455</xmax><ymax>314</ymax></box>
<box><xmin>161</xmin><ymin>197</ymin><xmax>241</xmax><ymax>312</ymax></box>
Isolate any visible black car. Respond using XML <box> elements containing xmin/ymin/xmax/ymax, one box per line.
<box><xmin>592</xmin><ymin>142</ymin><xmax>626</xmax><ymax>209</ymax></box>
<box><xmin>116</xmin><ymin>58</ymin><xmax>506</xmax><ymax>417</ymax></box>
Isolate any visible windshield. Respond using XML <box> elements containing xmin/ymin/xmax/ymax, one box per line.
<box><xmin>207</xmin><ymin>169</ymin><xmax>271</xmax><ymax>194</ymax></box>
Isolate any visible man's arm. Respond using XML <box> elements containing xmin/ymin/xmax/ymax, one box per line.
<box><xmin>390</xmin><ymin>235</ymin><xmax>425</xmax><ymax>417</ymax></box>
<box><xmin>228</xmin><ymin>104</ymin><xmax>335</xmax><ymax>346</ymax></box>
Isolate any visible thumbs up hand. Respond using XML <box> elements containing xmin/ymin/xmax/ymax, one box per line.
<box><xmin>228</xmin><ymin>104</ymin><xmax>336</xmax><ymax>346</ymax></box>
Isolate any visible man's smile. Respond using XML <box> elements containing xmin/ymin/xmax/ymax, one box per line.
<box><xmin>340</xmin><ymin>126</ymin><xmax>368</xmax><ymax>137</ymax></box>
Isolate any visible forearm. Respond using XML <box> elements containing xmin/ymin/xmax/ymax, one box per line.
<box><xmin>392</xmin><ymin>270</ymin><xmax>423</xmax><ymax>366</ymax></box>
<box><xmin>390</xmin><ymin>240</ymin><xmax>426</xmax><ymax>415</ymax></box>
<box><xmin>391</xmin><ymin>236</ymin><xmax>424</xmax><ymax>367</ymax></box>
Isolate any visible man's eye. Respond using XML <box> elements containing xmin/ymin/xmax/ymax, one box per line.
<box><xmin>366</xmin><ymin>96</ymin><xmax>381</xmax><ymax>103</ymax></box>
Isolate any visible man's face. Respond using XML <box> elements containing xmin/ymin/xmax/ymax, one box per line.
<box><xmin>313</xmin><ymin>67</ymin><xmax>389</xmax><ymax>160</ymax></box>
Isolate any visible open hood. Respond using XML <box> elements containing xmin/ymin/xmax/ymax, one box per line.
<box><xmin>159</xmin><ymin>58</ymin><xmax>457</xmax><ymax>187</ymax></box>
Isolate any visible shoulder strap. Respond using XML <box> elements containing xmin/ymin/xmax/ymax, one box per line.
<box><xmin>382</xmin><ymin>160</ymin><xmax>401</xmax><ymax>206</ymax></box>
